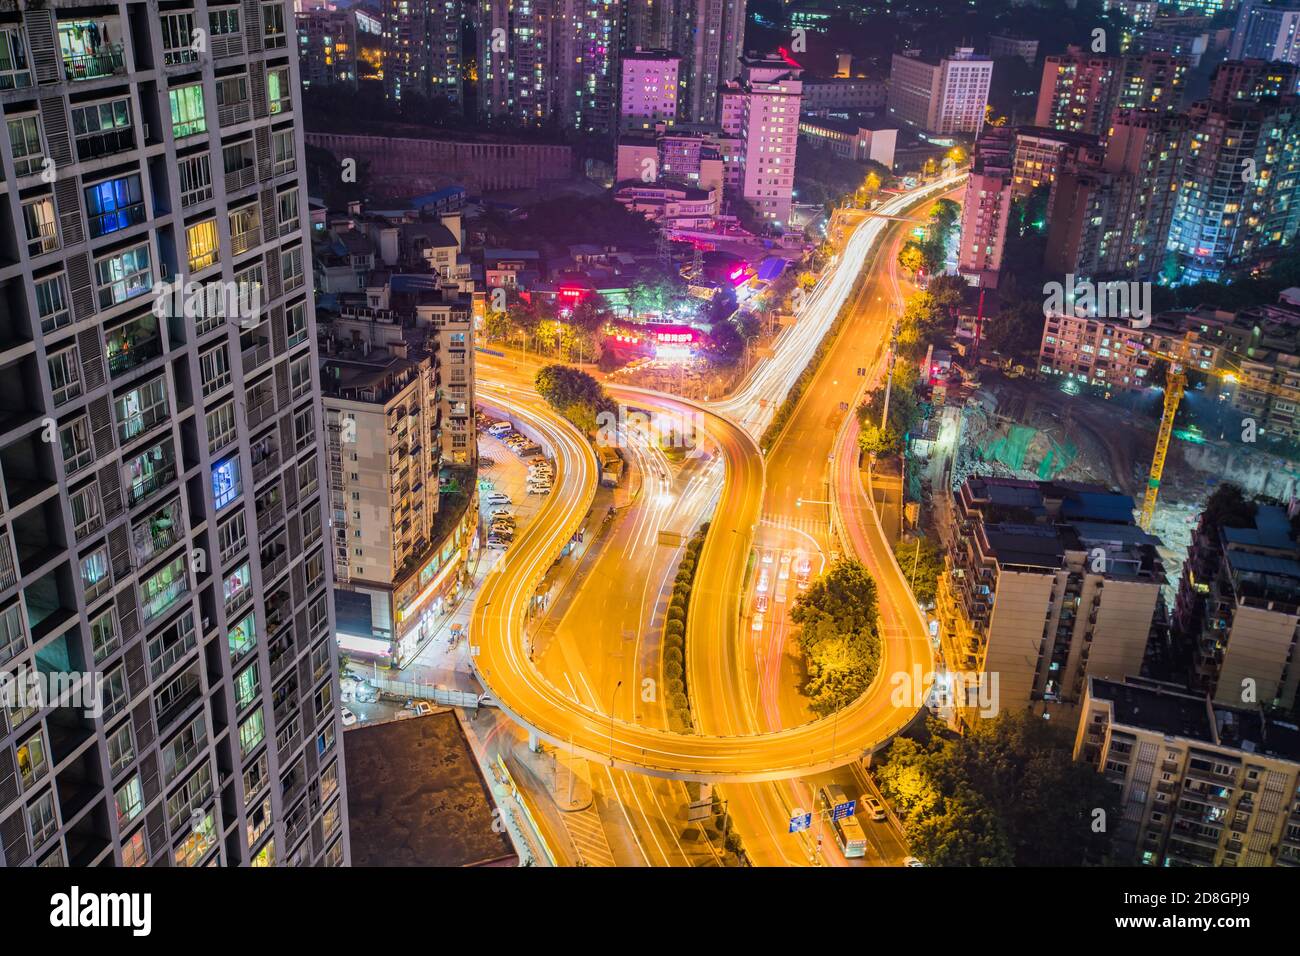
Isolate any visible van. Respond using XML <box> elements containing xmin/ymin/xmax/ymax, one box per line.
<box><xmin>487</xmin><ymin>422</ymin><xmax>512</xmax><ymax>437</ymax></box>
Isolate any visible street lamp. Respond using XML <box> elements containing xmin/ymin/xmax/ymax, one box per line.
<box><xmin>608</xmin><ymin>679</ymin><xmax>623</xmax><ymax>767</ymax></box>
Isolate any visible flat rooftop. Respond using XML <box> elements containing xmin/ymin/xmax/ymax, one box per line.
<box><xmin>344</xmin><ymin>711</ymin><xmax>517</xmax><ymax>867</ymax></box>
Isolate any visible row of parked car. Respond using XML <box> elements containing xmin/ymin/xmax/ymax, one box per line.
<box><xmin>487</xmin><ymin>508</ymin><xmax>515</xmax><ymax>548</ymax></box>
<box><xmin>484</xmin><ymin>419</ymin><xmax>542</xmax><ymax>457</ymax></box>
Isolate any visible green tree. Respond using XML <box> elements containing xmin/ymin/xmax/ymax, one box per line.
<box><xmin>874</xmin><ymin>714</ymin><xmax>1119</xmax><ymax>866</ymax></box>
<box><xmin>898</xmin><ymin>242</ymin><xmax>925</xmax><ymax>275</ymax></box>
<box><xmin>893</xmin><ymin>534</ymin><xmax>945</xmax><ymax>606</ymax></box>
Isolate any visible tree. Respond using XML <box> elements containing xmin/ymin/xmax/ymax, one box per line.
<box><xmin>893</xmin><ymin>534</ymin><xmax>945</xmax><ymax>606</ymax></box>
<box><xmin>898</xmin><ymin>242</ymin><xmax>925</xmax><ymax>275</ymax></box>
<box><xmin>983</xmin><ymin>297</ymin><xmax>1046</xmax><ymax>359</ymax></box>
<box><xmin>858</xmin><ymin>422</ymin><xmax>901</xmax><ymax>456</ymax></box>
<box><xmin>791</xmin><ymin>559</ymin><xmax>879</xmax><ymax>635</ymax></box>
<box><xmin>873</xmin><ymin>713</ymin><xmax>1120</xmax><ymax>866</ymax></box>
<box><xmin>789</xmin><ymin>559</ymin><xmax>883</xmax><ymax>716</ymax></box>
<box><xmin>534</xmin><ymin>364</ymin><xmax>616</xmax><ymax>432</ymax></box>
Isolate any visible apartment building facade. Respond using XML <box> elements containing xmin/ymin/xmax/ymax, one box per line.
<box><xmin>733</xmin><ymin>55</ymin><xmax>802</xmax><ymax>229</ymax></box>
<box><xmin>1076</xmin><ymin>676</ymin><xmax>1300</xmax><ymax>867</ymax></box>
<box><xmin>381</xmin><ymin>0</ymin><xmax>463</xmax><ymax>107</ymax></box>
<box><xmin>322</xmin><ymin>306</ymin><xmax>477</xmax><ymax>669</ymax></box>
<box><xmin>957</xmin><ymin>128</ymin><xmax>1013</xmax><ymax>288</ymax></box>
<box><xmin>1037</xmin><ymin>311</ymin><xmax>1219</xmax><ymax>393</ymax></box>
<box><xmin>1035</xmin><ymin>47</ymin><xmax>1185</xmax><ymax>139</ymax></box>
<box><xmin>937</xmin><ymin>478</ymin><xmax>1166</xmax><ymax>720</ymax></box>
<box><xmin>0</xmin><ymin>0</ymin><xmax>346</xmax><ymax>868</ymax></box>
<box><xmin>888</xmin><ymin>48</ymin><xmax>992</xmax><ymax>139</ymax></box>
<box><xmin>619</xmin><ymin>48</ymin><xmax>680</xmax><ymax>134</ymax></box>
<box><xmin>1174</xmin><ymin>498</ymin><xmax>1300</xmax><ymax>712</ymax></box>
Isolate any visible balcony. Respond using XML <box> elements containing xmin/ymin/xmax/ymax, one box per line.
<box><xmin>62</xmin><ymin>44</ymin><xmax>126</xmax><ymax>82</ymax></box>
<box><xmin>255</xmin><ymin>496</ymin><xmax>284</xmax><ymax>537</ymax></box>
<box><xmin>217</xmin><ymin>99</ymin><xmax>251</xmax><ymax>129</ymax></box>
<box><xmin>230</xmin><ymin>224</ymin><xmax>261</xmax><ymax>257</ymax></box>
<box><xmin>225</xmin><ymin>161</ymin><xmax>256</xmax><ymax>195</ymax></box>
<box><xmin>241</xmin><ymin>339</ymin><xmax>271</xmax><ymax>375</ymax></box>
<box><xmin>251</xmin><ymin>442</ymin><xmax>281</xmax><ymax>484</ymax></box>
<box><xmin>246</xmin><ymin>392</ymin><xmax>275</xmax><ymax>431</ymax></box>
<box><xmin>87</xmin><ymin>201</ymin><xmax>146</xmax><ymax>240</ymax></box>
<box><xmin>132</xmin><ymin>499</ymin><xmax>183</xmax><ymax>566</ymax></box>
<box><xmin>125</xmin><ymin>450</ymin><xmax>178</xmax><ymax>510</ymax></box>
<box><xmin>106</xmin><ymin>319</ymin><xmax>163</xmax><ymax>378</ymax></box>
<box><xmin>147</xmin><ymin>612</ymin><xmax>198</xmax><ymax>681</ymax></box>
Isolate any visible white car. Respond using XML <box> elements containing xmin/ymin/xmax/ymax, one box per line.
<box><xmin>341</xmin><ymin>708</ymin><xmax>358</xmax><ymax>727</ymax></box>
<box><xmin>904</xmin><ymin>857</ymin><xmax>924</xmax><ymax>868</ymax></box>
<box><xmin>527</xmin><ymin>484</ymin><xmax>551</xmax><ymax>495</ymax></box>
<box><xmin>487</xmin><ymin>492</ymin><xmax>512</xmax><ymax>506</ymax></box>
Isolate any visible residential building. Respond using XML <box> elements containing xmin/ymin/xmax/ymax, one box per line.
<box><xmin>731</xmin><ymin>54</ymin><xmax>803</xmax><ymax>229</ymax></box>
<box><xmin>1037</xmin><ymin>311</ymin><xmax>1219</xmax><ymax>392</ymax></box>
<box><xmin>1231</xmin><ymin>0</ymin><xmax>1300</xmax><ymax>64</ymax></box>
<box><xmin>799</xmin><ymin>76</ymin><xmax>889</xmax><ymax>114</ymax></box>
<box><xmin>988</xmin><ymin>33</ymin><xmax>1039</xmax><ymax>67</ymax></box>
<box><xmin>957</xmin><ymin>129</ymin><xmax>1014</xmax><ymax>288</ymax></box>
<box><xmin>381</xmin><ymin>0</ymin><xmax>462</xmax><ymax>108</ymax></box>
<box><xmin>1009</xmin><ymin>127</ymin><xmax>1101</xmax><ymax>202</ymax></box>
<box><xmin>0</xmin><ymin>0</ymin><xmax>346</xmax><ymax>868</ymax></box>
<box><xmin>937</xmin><ymin>478</ymin><xmax>1166</xmax><ymax>720</ymax></box>
<box><xmin>1075</xmin><ymin>675</ymin><xmax>1300</xmax><ymax>867</ymax></box>
<box><xmin>1175</xmin><ymin>494</ymin><xmax>1300</xmax><ymax>711</ymax></box>
<box><xmin>475</xmin><ymin>0</ymin><xmax>554</xmax><ymax>127</ymax></box>
<box><xmin>1035</xmin><ymin>47</ymin><xmax>1185</xmax><ymax>138</ymax></box>
<box><xmin>888</xmin><ymin>48</ymin><xmax>993</xmax><ymax>139</ymax></box>
<box><xmin>321</xmin><ymin>299</ymin><xmax>478</xmax><ymax>670</ymax></box>
<box><xmin>675</xmin><ymin>0</ymin><xmax>747</xmax><ymax>125</ymax></box>
<box><xmin>1166</xmin><ymin>94</ymin><xmax>1300</xmax><ymax>284</ymax></box>
<box><xmin>619</xmin><ymin>48</ymin><xmax>680</xmax><ymax>133</ymax></box>
<box><xmin>295</xmin><ymin>3</ymin><xmax>366</xmax><ymax>88</ymax></box>
<box><xmin>1044</xmin><ymin>108</ymin><xmax>1187</xmax><ymax>281</ymax></box>
<box><xmin>797</xmin><ymin>115</ymin><xmax>897</xmax><ymax>167</ymax></box>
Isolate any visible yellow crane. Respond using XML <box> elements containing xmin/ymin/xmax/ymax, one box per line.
<box><xmin>1126</xmin><ymin>333</ymin><xmax>1285</xmax><ymax>532</ymax></box>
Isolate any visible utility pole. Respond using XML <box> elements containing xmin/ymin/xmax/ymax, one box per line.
<box><xmin>880</xmin><ymin>318</ymin><xmax>900</xmax><ymax>432</ymax></box>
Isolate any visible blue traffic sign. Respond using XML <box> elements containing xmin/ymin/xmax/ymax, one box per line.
<box><xmin>832</xmin><ymin>800</ymin><xmax>857</xmax><ymax>821</ymax></box>
<box><xmin>789</xmin><ymin>812</ymin><xmax>812</xmax><ymax>833</ymax></box>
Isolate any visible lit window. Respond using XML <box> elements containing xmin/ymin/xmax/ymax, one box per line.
<box><xmin>169</xmin><ymin>84</ymin><xmax>207</xmax><ymax>139</ymax></box>
<box><xmin>212</xmin><ymin>456</ymin><xmax>241</xmax><ymax>510</ymax></box>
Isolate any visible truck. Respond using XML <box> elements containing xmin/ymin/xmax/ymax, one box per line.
<box><xmin>598</xmin><ymin>447</ymin><xmax>624</xmax><ymax>488</ymax></box>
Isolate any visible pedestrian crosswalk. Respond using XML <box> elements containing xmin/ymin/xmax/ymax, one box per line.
<box><xmin>760</xmin><ymin>513</ymin><xmax>830</xmax><ymax>538</ymax></box>
<box><xmin>563</xmin><ymin>804</ymin><xmax>617</xmax><ymax>867</ymax></box>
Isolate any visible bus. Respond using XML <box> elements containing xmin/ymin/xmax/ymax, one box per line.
<box><xmin>818</xmin><ymin>785</ymin><xmax>867</xmax><ymax>859</ymax></box>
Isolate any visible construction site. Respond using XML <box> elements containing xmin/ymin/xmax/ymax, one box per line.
<box><xmin>944</xmin><ymin>374</ymin><xmax>1300</xmax><ymax>597</ymax></box>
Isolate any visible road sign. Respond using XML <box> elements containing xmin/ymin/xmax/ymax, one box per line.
<box><xmin>832</xmin><ymin>800</ymin><xmax>857</xmax><ymax>821</ymax></box>
<box><xmin>789</xmin><ymin>811</ymin><xmax>812</xmax><ymax>833</ymax></box>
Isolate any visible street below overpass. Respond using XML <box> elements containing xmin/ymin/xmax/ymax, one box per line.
<box><xmin>468</xmin><ymin>179</ymin><xmax>956</xmax><ymax>790</ymax></box>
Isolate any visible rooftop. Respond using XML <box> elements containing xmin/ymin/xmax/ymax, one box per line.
<box><xmin>1091</xmin><ymin>676</ymin><xmax>1300</xmax><ymax>763</ymax></box>
<box><xmin>343</xmin><ymin>711</ymin><xmax>517</xmax><ymax>867</ymax></box>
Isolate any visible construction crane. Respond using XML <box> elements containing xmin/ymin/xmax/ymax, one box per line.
<box><xmin>1125</xmin><ymin>333</ymin><xmax>1287</xmax><ymax>532</ymax></box>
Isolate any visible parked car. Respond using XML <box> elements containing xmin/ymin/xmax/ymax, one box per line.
<box><xmin>487</xmin><ymin>492</ymin><xmax>512</xmax><ymax>506</ymax></box>
<box><xmin>478</xmin><ymin>457</ymin><xmax>495</xmax><ymax>469</ymax></box>
<box><xmin>341</xmin><ymin>708</ymin><xmax>358</xmax><ymax>727</ymax></box>
<box><xmin>904</xmin><ymin>856</ymin><xmax>924</xmax><ymax>867</ymax></box>
<box><xmin>527</xmin><ymin>484</ymin><xmax>551</xmax><ymax>495</ymax></box>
